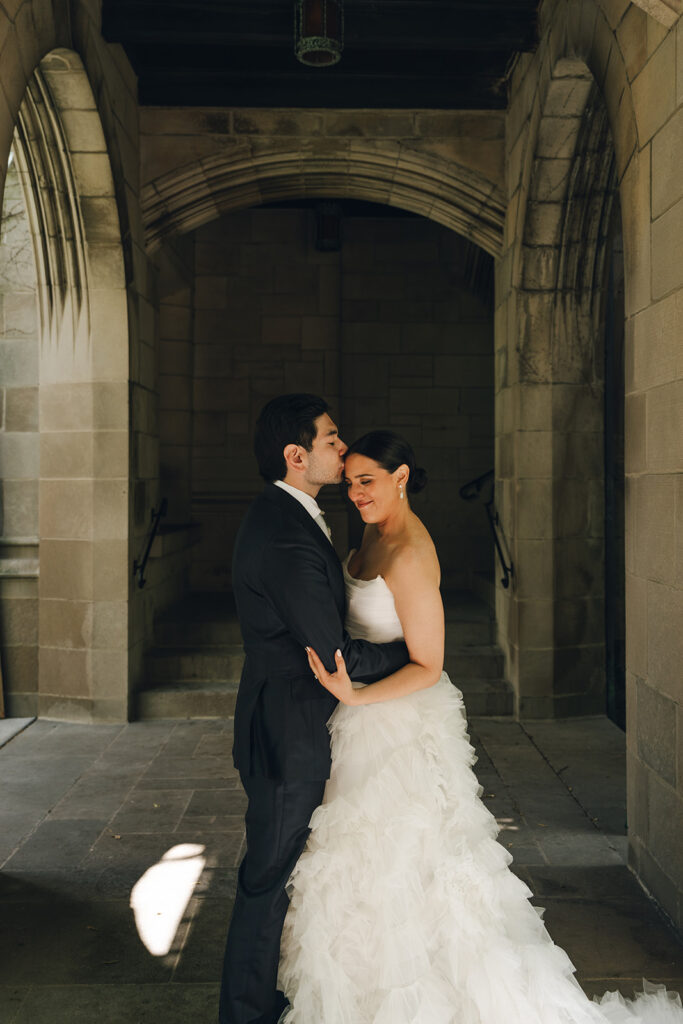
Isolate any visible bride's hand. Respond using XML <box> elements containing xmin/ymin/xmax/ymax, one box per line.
<box><xmin>305</xmin><ymin>647</ymin><xmax>359</xmax><ymax>706</ymax></box>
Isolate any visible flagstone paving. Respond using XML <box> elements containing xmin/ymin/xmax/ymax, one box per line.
<box><xmin>0</xmin><ymin>714</ymin><xmax>681</xmax><ymax>1022</ymax></box>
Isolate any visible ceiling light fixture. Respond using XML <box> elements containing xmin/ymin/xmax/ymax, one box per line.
<box><xmin>294</xmin><ymin>0</ymin><xmax>344</xmax><ymax>67</ymax></box>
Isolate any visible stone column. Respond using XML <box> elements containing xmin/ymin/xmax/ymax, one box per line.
<box><xmin>17</xmin><ymin>55</ymin><xmax>131</xmax><ymax>722</ymax></box>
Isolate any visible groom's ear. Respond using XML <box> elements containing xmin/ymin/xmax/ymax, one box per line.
<box><xmin>283</xmin><ymin>442</ymin><xmax>306</xmax><ymax>473</ymax></box>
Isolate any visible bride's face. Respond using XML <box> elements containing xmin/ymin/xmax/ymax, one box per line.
<box><xmin>344</xmin><ymin>453</ymin><xmax>404</xmax><ymax>522</ymax></box>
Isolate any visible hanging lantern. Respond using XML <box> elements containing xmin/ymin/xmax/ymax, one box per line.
<box><xmin>294</xmin><ymin>0</ymin><xmax>344</xmax><ymax>67</ymax></box>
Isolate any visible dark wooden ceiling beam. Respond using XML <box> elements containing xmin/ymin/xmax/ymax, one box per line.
<box><xmin>102</xmin><ymin>0</ymin><xmax>537</xmax><ymax>110</ymax></box>
<box><xmin>104</xmin><ymin>17</ymin><xmax>536</xmax><ymax>52</ymax></box>
<box><xmin>102</xmin><ymin>1</ymin><xmax>538</xmax><ymax>51</ymax></box>
<box><xmin>126</xmin><ymin>45</ymin><xmax>515</xmax><ymax>74</ymax></box>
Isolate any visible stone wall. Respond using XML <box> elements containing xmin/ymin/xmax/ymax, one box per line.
<box><xmin>0</xmin><ymin>151</ymin><xmax>38</xmax><ymax>715</ymax></box>
<box><xmin>340</xmin><ymin>214</ymin><xmax>494</xmax><ymax>587</ymax></box>
<box><xmin>140</xmin><ymin>108</ymin><xmax>506</xmax><ymax>258</ymax></box>
<box><xmin>498</xmin><ymin>0</ymin><xmax>683</xmax><ymax>930</ymax></box>
<box><xmin>186</xmin><ymin>206</ymin><xmax>494</xmax><ymax>591</ymax></box>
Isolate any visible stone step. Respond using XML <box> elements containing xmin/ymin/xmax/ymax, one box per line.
<box><xmin>153</xmin><ymin>590</ymin><xmax>495</xmax><ymax>649</ymax></box>
<box><xmin>445</xmin><ymin>620</ymin><xmax>495</xmax><ymax>646</ymax></box>
<box><xmin>468</xmin><ymin>571</ymin><xmax>496</xmax><ymax>614</ymax></box>
<box><xmin>135</xmin><ymin>681</ymin><xmax>239</xmax><ymax>720</ymax></box>
<box><xmin>146</xmin><ymin>645</ymin><xmax>245</xmax><ymax>684</ymax></box>
<box><xmin>455</xmin><ymin>678</ymin><xmax>514</xmax><ymax>717</ymax></box>
<box><xmin>154</xmin><ymin>618</ymin><xmax>244</xmax><ymax>647</ymax></box>
<box><xmin>444</xmin><ymin>645</ymin><xmax>504</xmax><ymax>679</ymax></box>
<box><xmin>136</xmin><ymin>587</ymin><xmax>512</xmax><ymax>720</ymax></box>
<box><xmin>153</xmin><ymin>616</ymin><xmax>493</xmax><ymax>649</ymax></box>
<box><xmin>135</xmin><ymin>676</ymin><xmax>512</xmax><ymax>721</ymax></box>
<box><xmin>146</xmin><ymin>639</ymin><xmax>502</xmax><ymax>684</ymax></box>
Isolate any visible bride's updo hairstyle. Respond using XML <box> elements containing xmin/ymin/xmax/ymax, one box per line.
<box><xmin>345</xmin><ymin>430</ymin><xmax>428</xmax><ymax>494</ymax></box>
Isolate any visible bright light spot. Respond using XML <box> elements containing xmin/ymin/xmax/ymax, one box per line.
<box><xmin>130</xmin><ymin>843</ymin><xmax>206</xmax><ymax>956</ymax></box>
<box><xmin>496</xmin><ymin>817</ymin><xmax>519</xmax><ymax>831</ymax></box>
<box><xmin>8</xmin><ymin>149</ymin><xmax>14</xmax><ymax>167</ymax></box>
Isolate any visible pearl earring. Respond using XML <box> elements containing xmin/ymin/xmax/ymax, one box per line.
<box><xmin>399</xmin><ymin>484</ymin><xmax>404</xmax><ymax>500</ymax></box>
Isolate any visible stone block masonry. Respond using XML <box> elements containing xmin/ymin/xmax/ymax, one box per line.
<box><xmin>186</xmin><ymin>206</ymin><xmax>494</xmax><ymax>591</ymax></box>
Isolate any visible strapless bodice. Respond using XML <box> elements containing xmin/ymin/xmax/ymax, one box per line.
<box><xmin>343</xmin><ymin>552</ymin><xmax>404</xmax><ymax>644</ymax></box>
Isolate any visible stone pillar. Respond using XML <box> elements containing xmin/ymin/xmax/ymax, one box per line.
<box><xmin>0</xmin><ymin>148</ymin><xmax>39</xmax><ymax>716</ymax></box>
<box><xmin>497</xmin><ymin>58</ymin><xmax>618</xmax><ymax>719</ymax></box>
<box><xmin>15</xmin><ymin>55</ymin><xmax>130</xmax><ymax>722</ymax></box>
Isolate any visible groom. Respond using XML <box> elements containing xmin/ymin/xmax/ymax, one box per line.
<box><xmin>219</xmin><ymin>393</ymin><xmax>409</xmax><ymax>1024</ymax></box>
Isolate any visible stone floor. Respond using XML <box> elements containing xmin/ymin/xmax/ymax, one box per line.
<box><xmin>1</xmin><ymin>714</ymin><xmax>682</xmax><ymax>1023</ymax></box>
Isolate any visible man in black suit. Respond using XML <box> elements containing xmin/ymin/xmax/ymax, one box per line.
<box><xmin>219</xmin><ymin>394</ymin><xmax>409</xmax><ymax>1024</ymax></box>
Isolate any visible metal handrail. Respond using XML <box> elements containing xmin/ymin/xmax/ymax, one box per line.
<box><xmin>459</xmin><ymin>470</ymin><xmax>514</xmax><ymax>589</ymax></box>
<box><xmin>133</xmin><ymin>498</ymin><xmax>168</xmax><ymax>589</ymax></box>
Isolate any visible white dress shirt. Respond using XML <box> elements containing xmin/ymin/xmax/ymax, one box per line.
<box><xmin>273</xmin><ymin>479</ymin><xmax>332</xmax><ymax>542</ymax></box>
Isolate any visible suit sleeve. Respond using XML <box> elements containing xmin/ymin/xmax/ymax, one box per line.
<box><xmin>259</xmin><ymin>532</ymin><xmax>408</xmax><ymax>681</ymax></box>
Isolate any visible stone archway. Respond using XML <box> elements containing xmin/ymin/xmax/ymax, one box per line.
<box><xmin>141</xmin><ymin>127</ymin><xmax>506</xmax><ymax>258</ymax></box>
<box><xmin>3</xmin><ymin>49</ymin><xmax>130</xmax><ymax>722</ymax></box>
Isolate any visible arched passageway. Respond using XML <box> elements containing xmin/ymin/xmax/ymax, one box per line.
<box><xmin>141</xmin><ymin>193</ymin><xmax>512</xmax><ymax>719</ymax></box>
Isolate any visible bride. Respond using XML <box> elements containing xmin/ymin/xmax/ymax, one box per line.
<box><xmin>278</xmin><ymin>430</ymin><xmax>683</xmax><ymax>1024</ymax></box>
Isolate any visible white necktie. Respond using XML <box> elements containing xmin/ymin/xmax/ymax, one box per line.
<box><xmin>314</xmin><ymin>511</ymin><xmax>332</xmax><ymax>543</ymax></box>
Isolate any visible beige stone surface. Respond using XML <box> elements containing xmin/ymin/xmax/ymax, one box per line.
<box><xmin>631</xmin><ymin>29</ymin><xmax>676</xmax><ymax>145</ymax></box>
<box><xmin>39</xmin><ymin>540</ymin><xmax>93</xmax><ymax>602</ymax></box>
<box><xmin>631</xmin><ymin>291</ymin><xmax>679</xmax><ymax>390</ymax></box>
<box><xmin>0</xmin><ymin>595</ymin><xmax>38</xmax><ymax>647</ymax></box>
<box><xmin>637</xmin><ymin>677</ymin><xmax>677</xmax><ymax>786</ymax></box>
<box><xmin>39</xmin><ymin>599</ymin><xmax>93</xmax><ymax>650</ymax></box>
<box><xmin>90</xmin><ymin>648</ymin><xmax>128</xmax><ymax>698</ymax></box>
<box><xmin>633</xmin><ymin>474</ymin><xmax>677</xmax><ymax>582</ymax></box>
<box><xmin>625</xmin><ymin>393</ymin><xmax>647</xmax><ymax>473</ymax></box>
<box><xmin>646</xmin><ymin>379</ymin><xmax>683</xmax><ymax>472</ymax></box>
<box><xmin>626</xmin><ymin>569</ymin><xmax>651</xmax><ymax>679</ymax></box>
<box><xmin>39</xmin><ymin>480</ymin><xmax>93</xmax><ymax>541</ymax></box>
<box><xmin>620</xmin><ymin>149</ymin><xmax>651</xmax><ymax>317</ymax></box>
<box><xmin>39</xmin><ymin>646</ymin><xmax>91</xmax><ymax>698</ymax></box>
<box><xmin>651</xmin><ymin>105</ymin><xmax>683</xmax><ymax>219</ymax></box>
<box><xmin>616</xmin><ymin>4</ymin><xmax>650</xmax><ymax>81</ymax></box>
<box><xmin>4</xmin><ymin>386</ymin><xmax>37</xmax><ymax>432</ymax></box>
<box><xmin>647</xmin><ymin>580</ymin><xmax>683</xmax><ymax>700</ymax></box>
<box><xmin>651</xmin><ymin>196</ymin><xmax>683</xmax><ymax>300</ymax></box>
<box><xmin>631</xmin><ymin>0</ymin><xmax>682</xmax><ymax>28</ymax></box>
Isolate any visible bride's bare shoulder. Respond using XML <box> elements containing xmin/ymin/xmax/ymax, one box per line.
<box><xmin>386</xmin><ymin>518</ymin><xmax>440</xmax><ymax>588</ymax></box>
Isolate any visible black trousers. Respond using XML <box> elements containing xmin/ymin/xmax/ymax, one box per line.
<box><xmin>219</xmin><ymin>775</ymin><xmax>326</xmax><ymax>1024</ymax></box>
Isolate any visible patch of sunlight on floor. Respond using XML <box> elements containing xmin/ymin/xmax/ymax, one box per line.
<box><xmin>130</xmin><ymin>843</ymin><xmax>206</xmax><ymax>956</ymax></box>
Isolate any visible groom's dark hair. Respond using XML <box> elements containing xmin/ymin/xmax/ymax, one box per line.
<box><xmin>254</xmin><ymin>393</ymin><xmax>330</xmax><ymax>481</ymax></box>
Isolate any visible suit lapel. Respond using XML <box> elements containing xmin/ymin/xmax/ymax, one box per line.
<box><xmin>263</xmin><ymin>483</ymin><xmax>341</xmax><ymax>564</ymax></box>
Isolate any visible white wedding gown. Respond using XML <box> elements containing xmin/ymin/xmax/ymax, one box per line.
<box><xmin>278</xmin><ymin>555</ymin><xmax>683</xmax><ymax>1023</ymax></box>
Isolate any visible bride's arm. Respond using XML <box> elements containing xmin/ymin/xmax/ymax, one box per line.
<box><xmin>307</xmin><ymin>548</ymin><xmax>444</xmax><ymax>706</ymax></box>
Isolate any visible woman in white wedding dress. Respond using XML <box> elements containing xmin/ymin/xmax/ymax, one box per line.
<box><xmin>278</xmin><ymin>430</ymin><xmax>683</xmax><ymax>1024</ymax></box>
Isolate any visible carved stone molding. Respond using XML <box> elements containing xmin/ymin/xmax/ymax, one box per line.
<box><xmin>142</xmin><ymin>141</ymin><xmax>506</xmax><ymax>258</ymax></box>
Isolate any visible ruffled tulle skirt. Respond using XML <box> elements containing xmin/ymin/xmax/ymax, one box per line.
<box><xmin>278</xmin><ymin>674</ymin><xmax>683</xmax><ymax>1024</ymax></box>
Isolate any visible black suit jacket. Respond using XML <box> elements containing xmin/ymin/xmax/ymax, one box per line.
<box><xmin>231</xmin><ymin>483</ymin><xmax>409</xmax><ymax>780</ymax></box>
